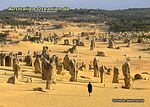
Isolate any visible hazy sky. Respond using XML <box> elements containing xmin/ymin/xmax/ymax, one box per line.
<box><xmin>0</xmin><ymin>0</ymin><xmax>150</xmax><ymax>10</ymax></box>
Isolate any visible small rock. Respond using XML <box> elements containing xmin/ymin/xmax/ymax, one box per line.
<box><xmin>134</xmin><ymin>74</ymin><xmax>143</xmax><ymax>80</ymax></box>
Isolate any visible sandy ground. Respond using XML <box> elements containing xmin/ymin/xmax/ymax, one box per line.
<box><xmin>0</xmin><ymin>28</ymin><xmax>150</xmax><ymax>107</ymax></box>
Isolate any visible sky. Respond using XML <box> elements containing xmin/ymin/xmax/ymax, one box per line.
<box><xmin>0</xmin><ymin>0</ymin><xmax>150</xmax><ymax>10</ymax></box>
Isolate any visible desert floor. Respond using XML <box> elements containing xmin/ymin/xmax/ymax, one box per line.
<box><xmin>0</xmin><ymin>36</ymin><xmax>150</xmax><ymax>107</ymax></box>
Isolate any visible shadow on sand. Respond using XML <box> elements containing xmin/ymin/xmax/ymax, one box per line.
<box><xmin>23</xmin><ymin>74</ymin><xmax>42</xmax><ymax>79</ymax></box>
<box><xmin>132</xmin><ymin>88</ymin><xmax>150</xmax><ymax>90</ymax></box>
<box><xmin>50</xmin><ymin>93</ymin><xmax>87</xmax><ymax>97</ymax></box>
<box><xmin>0</xmin><ymin>68</ymin><xmax>13</xmax><ymax>72</ymax></box>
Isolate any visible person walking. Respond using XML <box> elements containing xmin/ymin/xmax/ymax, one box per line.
<box><xmin>87</xmin><ymin>82</ymin><xmax>92</xmax><ymax>96</ymax></box>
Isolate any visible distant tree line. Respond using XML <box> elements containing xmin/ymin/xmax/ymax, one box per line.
<box><xmin>0</xmin><ymin>8</ymin><xmax>150</xmax><ymax>32</ymax></box>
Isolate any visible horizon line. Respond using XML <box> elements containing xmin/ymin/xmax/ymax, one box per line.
<box><xmin>0</xmin><ymin>6</ymin><xmax>150</xmax><ymax>11</ymax></box>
